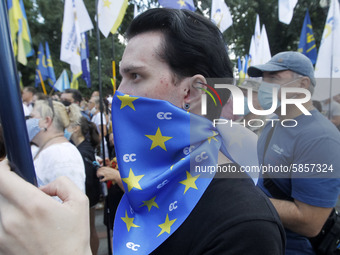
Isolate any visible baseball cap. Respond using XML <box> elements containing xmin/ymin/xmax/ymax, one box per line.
<box><xmin>247</xmin><ymin>51</ymin><xmax>316</xmax><ymax>86</ymax></box>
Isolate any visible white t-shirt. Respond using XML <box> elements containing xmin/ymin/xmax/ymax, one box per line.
<box><xmin>91</xmin><ymin>112</ymin><xmax>109</xmax><ymax>158</ymax></box>
<box><xmin>33</xmin><ymin>142</ymin><xmax>85</xmax><ymax>193</ymax></box>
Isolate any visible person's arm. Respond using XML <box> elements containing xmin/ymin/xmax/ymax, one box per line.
<box><xmin>270</xmin><ymin>198</ymin><xmax>332</xmax><ymax>237</ymax></box>
<box><xmin>0</xmin><ymin>160</ymin><xmax>92</xmax><ymax>255</ymax></box>
<box><xmin>97</xmin><ymin>166</ymin><xmax>124</xmax><ymax>191</ymax></box>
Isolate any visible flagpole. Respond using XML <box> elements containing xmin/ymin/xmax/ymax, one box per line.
<box><xmin>96</xmin><ymin>1</ymin><xmax>112</xmax><ymax>255</ymax></box>
<box><xmin>328</xmin><ymin>1</ymin><xmax>335</xmax><ymax>120</ymax></box>
<box><xmin>112</xmin><ymin>35</ymin><xmax>116</xmax><ymax>95</ymax></box>
<box><xmin>37</xmin><ymin>69</ymin><xmax>47</xmax><ymax>95</ymax></box>
<box><xmin>0</xmin><ymin>0</ymin><xmax>37</xmax><ymax>185</ymax></box>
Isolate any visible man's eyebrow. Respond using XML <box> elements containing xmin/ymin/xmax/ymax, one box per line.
<box><xmin>120</xmin><ymin>65</ymin><xmax>146</xmax><ymax>74</ymax></box>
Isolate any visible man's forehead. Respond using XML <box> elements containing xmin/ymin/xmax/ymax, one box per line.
<box><xmin>263</xmin><ymin>70</ymin><xmax>293</xmax><ymax>78</ymax></box>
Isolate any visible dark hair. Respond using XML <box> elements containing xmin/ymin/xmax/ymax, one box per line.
<box><xmin>64</xmin><ymin>89</ymin><xmax>83</xmax><ymax>104</ymax></box>
<box><xmin>79</xmin><ymin>117</ymin><xmax>100</xmax><ymax>150</ymax></box>
<box><xmin>126</xmin><ymin>8</ymin><xmax>233</xmax><ymax>119</ymax></box>
<box><xmin>23</xmin><ymin>86</ymin><xmax>36</xmax><ymax>94</ymax></box>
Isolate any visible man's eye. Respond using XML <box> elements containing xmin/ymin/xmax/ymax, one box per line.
<box><xmin>131</xmin><ymin>73</ymin><xmax>140</xmax><ymax>80</ymax></box>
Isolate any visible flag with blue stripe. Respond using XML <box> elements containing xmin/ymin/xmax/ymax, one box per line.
<box><xmin>35</xmin><ymin>43</ymin><xmax>49</xmax><ymax>87</ymax></box>
<box><xmin>45</xmin><ymin>42</ymin><xmax>56</xmax><ymax>87</ymax></box>
<box><xmin>298</xmin><ymin>9</ymin><xmax>317</xmax><ymax>64</ymax></box>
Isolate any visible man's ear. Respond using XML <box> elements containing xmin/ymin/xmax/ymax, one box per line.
<box><xmin>300</xmin><ymin>77</ymin><xmax>311</xmax><ymax>90</ymax></box>
<box><xmin>183</xmin><ymin>74</ymin><xmax>206</xmax><ymax>115</ymax></box>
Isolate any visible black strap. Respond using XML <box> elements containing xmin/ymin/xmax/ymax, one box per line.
<box><xmin>262</xmin><ymin>124</ymin><xmax>294</xmax><ymax>202</ymax></box>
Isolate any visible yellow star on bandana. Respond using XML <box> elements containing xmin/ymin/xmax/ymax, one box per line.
<box><xmin>145</xmin><ymin>127</ymin><xmax>173</xmax><ymax>151</ymax></box>
<box><xmin>157</xmin><ymin>214</ymin><xmax>177</xmax><ymax>237</ymax></box>
<box><xmin>117</xmin><ymin>94</ymin><xmax>139</xmax><ymax>110</ymax></box>
<box><xmin>177</xmin><ymin>0</ymin><xmax>185</xmax><ymax>7</ymax></box>
<box><xmin>140</xmin><ymin>196</ymin><xmax>159</xmax><ymax>212</ymax></box>
<box><xmin>179</xmin><ymin>171</ymin><xmax>200</xmax><ymax>194</ymax></box>
<box><xmin>207</xmin><ymin>131</ymin><xmax>218</xmax><ymax>144</ymax></box>
<box><xmin>121</xmin><ymin>211</ymin><xmax>140</xmax><ymax>232</ymax></box>
<box><xmin>122</xmin><ymin>168</ymin><xmax>144</xmax><ymax>192</ymax></box>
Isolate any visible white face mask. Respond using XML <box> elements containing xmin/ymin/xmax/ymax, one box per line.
<box><xmin>258</xmin><ymin>79</ymin><xmax>301</xmax><ymax>111</ymax></box>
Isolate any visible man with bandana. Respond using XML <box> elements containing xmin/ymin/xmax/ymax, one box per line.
<box><xmin>0</xmin><ymin>9</ymin><xmax>285</xmax><ymax>254</ymax></box>
<box><xmin>248</xmin><ymin>51</ymin><xmax>340</xmax><ymax>255</ymax></box>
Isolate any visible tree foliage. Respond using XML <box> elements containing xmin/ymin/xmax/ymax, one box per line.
<box><xmin>17</xmin><ymin>0</ymin><xmax>329</xmax><ymax>98</ymax></box>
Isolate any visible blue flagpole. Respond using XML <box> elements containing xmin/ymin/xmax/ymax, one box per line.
<box><xmin>0</xmin><ymin>0</ymin><xmax>37</xmax><ymax>185</ymax></box>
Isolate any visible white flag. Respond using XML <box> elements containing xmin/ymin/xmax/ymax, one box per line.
<box><xmin>211</xmin><ymin>0</ymin><xmax>233</xmax><ymax>33</ymax></box>
<box><xmin>98</xmin><ymin>0</ymin><xmax>128</xmax><ymax>37</ymax></box>
<box><xmin>254</xmin><ymin>14</ymin><xmax>261</xmax><ymax>50</ymax></box>
<box><xmin>278</xmin><ymin>0</ymin><xmax>298</xmax><ymax>24</ymax></box>
<box><xmin>257</xmin><ymin>24</ymin><xmax>271</xmax><ymax>65</ymax></box>
<box><xmin>313</xmin><ymin>0</ymin><xmax>340</xmax><ymax>100</ymax></box>
<box><xmin>60</xmin><ymin>0</ymin><xmax>93</xmax><ymax>75</ymax></box>
<box><xmin>249</xmin><ymin>14</ymin><xmax>261</xmax><ymax>66</ymax></box>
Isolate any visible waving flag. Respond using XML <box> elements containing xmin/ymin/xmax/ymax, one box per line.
<box><xmin>98</xmin><ymin>0</ymin><xmax>128</xmax><ymax>37</ymax></box>
<box><xmin>54</xmin><ymin>70</ymin><xmax>70</xmax><ymax>92</ymax></box>
<box><xmin>35</xmin><ymin>43</ymin><xmax>49</xmax><ymax>87</ymax></box>
<box><xmin>211</xmin><ymin>0</ymin><xmax>233</xmax><ymax>33</ymax></box>
<box><xmin>158</xmin><ymin>0</ymin><xmax>195</xmax><ymax>11</ymax></box>
<box><xmin>7</xmin><ymin>0</ymin><xmax>33</xmax><ymax>65</ymax></box>
<box><xmin>298</xmin><ymin>9</ymin><xmax>317</xmax><ymax>65</ymax></box>
<box><xmin>80</xmin><ymin>32</ymin><xmax>91</xmax><ymax>88</ymax></box>
<box><xmin>278</xmin><ymin>0</ymin><xmax>298</xmax><ymax>25</ymax></box>
<box><xmin>257</xmin><ymin>24</ymin><xmax>271</xmax><ymax>65</ymax></box>
<box><xmin>248</xmin><ymin>14</ymin><xmax>261</xmax><ymax>66</ymax></box>
<box><xmin>314</xmin><ymin>0</ymin><xmax>340</xmax><ymax>100</ymax></box>
<box><xmin>60</xmin><ymin>0</ymin><xmax>93</xmax><ymax>78</ymax></box>
<box><xmin>45</xmin><ymin>42</ymin><xmax>56</xmax><ymax>87</ymax></box>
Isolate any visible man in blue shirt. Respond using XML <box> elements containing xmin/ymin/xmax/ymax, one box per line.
<box><xmin>248</xmin><ymin>51</ymin><xmax>340</xmax><ymax>254</ymax></box>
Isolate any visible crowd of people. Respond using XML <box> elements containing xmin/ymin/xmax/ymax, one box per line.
<box><xmin>0</xmin><ymin>7</ymin><xmax>339</xmax><ymax>255</ymax></box>
<box><xmin>20</xmin><ymin>87</ymin><xmax>122</xmax><ymax>255</ymax></box>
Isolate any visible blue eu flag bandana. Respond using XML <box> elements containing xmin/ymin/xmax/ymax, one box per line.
<box><xmin>111</xmin><ymin>91</ymin><xmax>224</xmax><ymax>254</ymax></box>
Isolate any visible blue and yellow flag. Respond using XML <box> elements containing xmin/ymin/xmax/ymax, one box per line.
<box><xmin>35</xmin><ymin>43</ymin><xmax>49</xmax><ymax>87</ymax></box>
<box><xmin>158</xmin><ymin>0</ymin><xmax>195</xmax><ymax>11</ymax></box>
<box><xmin>111</xmin><ymin>91</ymin><xmax>259</xmax><ymax>254</ymax></box>
<box><xmin>7</xmin><ymin>0</ymin><xmax>33</xmax><ymax>65</ymax></box>
<box><xmin>45</xmin><ymin>42</ymin><xmax>56</xmax><ymax>87</ymax></box>
<box><xmin>298</xmin><ymin>9</ymin><xmax>317</xmax><ymax>64</ymax></box>
<box><xmin>111</xmin><ymin>91</ymin><xmax>221</xmax><ymax>254</ymax></box>
<box><xmin>80</xmin><ymin>32</ymin><xmax>91</xmax><ymax>88</ymax></box>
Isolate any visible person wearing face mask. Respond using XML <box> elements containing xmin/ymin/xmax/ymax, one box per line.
<box><xmin>26</xmin><ymin>99</ymin><xmax>86</xmax><ymax>193</ymax></box>
<box><xmin>248</xmin><ymin>51</ymin><xmax>340</xmax><ymax>255</ymax></box>
<box><xmin>66</xmin><ymin>115</ymin><xmax>102</xmax><ymax>255</ymax></box>
<box><xmin>0</xmin><ymin>9</ymin><xmax>285</xmax><ymax>255</ymax></box>
<box><xmin>236</xmin><ymin>80</ymin><xmax>266</xmax><ymax>135</ymax></box>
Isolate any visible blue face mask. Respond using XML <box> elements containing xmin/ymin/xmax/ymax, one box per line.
<box><xmin>64</xmin><ymin>128</ymin><xmax>73</xmax><ymax>140</ymax></box>
<box><xmin>26</xmin><ymin>118</ymin><xmax>42</xmax><ymax>142</ymax></box>
<box><xmin>258</xmin><ymin>81</ymin><xmax>281</xmax><ymax>111</ymax></box>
